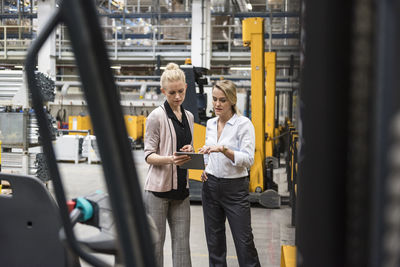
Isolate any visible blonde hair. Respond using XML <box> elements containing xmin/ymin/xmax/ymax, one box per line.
<box><xmin>160</xmin><ymin>63</ymin><xmax>186</xmax><ymax>88</ymax></box>
<box><xmin>213</xmin><ymin>80</ymin><xmax>239</xmax><ymax>114</ymax></box>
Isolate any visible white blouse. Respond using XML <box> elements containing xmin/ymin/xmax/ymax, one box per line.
<box><xmin>204</xmin><ymin>113</ymin><xmax>255</xmax><ymax>178</ymax></box>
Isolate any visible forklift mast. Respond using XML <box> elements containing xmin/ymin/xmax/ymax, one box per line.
<box><xmin>243</xmin><ymin>17</ymin><xmax>266</xmax><ymax>193</ymax></box>
<box><xmin>243</xmin><ymin>18</ymin><xmax>280</xmax><ymax>208</ymax></box>
<box><xmin>265</xmin><ymin>52</ymin><xmax>277</xmax><ymax>158</ymax></box>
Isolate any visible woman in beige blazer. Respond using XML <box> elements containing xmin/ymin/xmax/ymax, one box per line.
<box><xmin>144</xmin><ymin>63</ymin><xmax>194</xmax><ymax>267</ymax></box>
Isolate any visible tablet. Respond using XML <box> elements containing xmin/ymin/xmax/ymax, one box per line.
<box><xmin>175</xmin><ymin>152</ymin><xmax>205</xmax><ymax>170</ymax></box>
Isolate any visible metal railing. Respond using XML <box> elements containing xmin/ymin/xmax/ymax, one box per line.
<box><xmin>0</xmin><ymin>25</ymin><xmax>34</xmax><ymax>59</ymax></box>
<box><xmin>0</xmin><ymin>21</ymin><xmax>299</xmax><ymax>62</ymax></box>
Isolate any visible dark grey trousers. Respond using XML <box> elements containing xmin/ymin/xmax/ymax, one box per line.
<box><xmin>144</xmin><ymin>191</ymin><xmax>192</xmax><ymax>267</ymax></box>
<box><xmin>202</xmin><ymin>174</ymin><xmax>260</xmax><ymax>267</ymax></box>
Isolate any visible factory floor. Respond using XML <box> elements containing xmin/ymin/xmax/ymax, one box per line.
<box><xmin>53</xmin><ymin>150</ymin><xmax>295</xmax><ymax>267</ymax></box>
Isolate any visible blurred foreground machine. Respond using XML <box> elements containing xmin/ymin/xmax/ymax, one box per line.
<box><xmin>4</xmin><ymin>0</ymin><xmax>157</xmax><ymax>265</ymax></box>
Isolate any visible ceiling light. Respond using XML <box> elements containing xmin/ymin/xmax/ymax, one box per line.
<box><xmin>246</xmin><ymin>3</ymin><xmax>252</xmax><ymax>10</ymax></box>
<box><xmin>111</xmin><ymin>66</ymin><xmax>121</xmax><ymax>70</ymax></box>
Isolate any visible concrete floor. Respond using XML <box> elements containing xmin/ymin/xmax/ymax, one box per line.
<box><xmin>53</xmin><ymin>150</ymin><xmax>295</xmax><ymax>267</ymax></box>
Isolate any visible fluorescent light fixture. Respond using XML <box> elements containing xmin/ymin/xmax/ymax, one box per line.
<box><xmin>160</xmin><ymin>66</ymin><xmax>166</xmax><ymax>70</ymax></box>
<box><xmin>14</xmin><ymin>65</ymin><xmax>24</xmax><ymax>69</ymax></box>
<box><xmin>111</xmin><ymin>66</ymin><xmax>121</xmax><ymax>70</ymax></box>
<box><xmin>231</xmin><ymin>66</ymin><xmax>251</xmax><ymax>71</ymax></box>
<box><xmin>246</xmin><ymin>3</ymin><xmax>252</xmax><ymax>10</ymax></box>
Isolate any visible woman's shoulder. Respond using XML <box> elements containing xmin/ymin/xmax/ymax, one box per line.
<box><xmin>184</xmin><ymin>109</ymin><xmax>194</xmax><ymax>120</ymax></box>
<box><xmin>206</xmin><ymin>116</ymin><xmax>218</xmax><ymax>126</ymax></box>
<box><xmin>148</xmin><ymin>106</ymin><xmax>164</xmax><ymax>118</ymax></box>
<box><xmin>146</xmin><ymin>106</ymin><xmax>165</xmax><ymax>124</ymax></box>
<box><xmin>235</xmin><ymin>114</ymin><xmax>253</xmax><ymax>126</ymax></box>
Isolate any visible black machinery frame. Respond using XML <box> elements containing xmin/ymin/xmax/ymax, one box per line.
<box><xmin>296</xmin><ymin>0</ymin><xmax>400</xmax><ymax>266</ymax></box>
<box><xmin>25</xmin><ymin>0</ymin><xmax>155</xmax><ymax>266</ymax></box>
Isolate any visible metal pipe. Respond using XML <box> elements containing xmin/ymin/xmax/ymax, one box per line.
<box><xmin>283</xmin><ymin>0</ymin><xmax>288</xmax><ymax>76</ymax></box>
<box><xmin>122</xmin><ymin>0</ymin><xmax>126</xmax><ymax>39</ymax></box>
<box><xmin>268</xmin><ymin>7</ymin><xmax>272</xmax><ymax>51</ymax></box>
<box><xmin>0</xmin><ymin>0</ymin><xmax>3</xmax><ymax>25</ymax></box>
<box><xmin>54</xmin><ymin>80</ymin><xmax>298</xmax><ymax>89</ymax></box>
<box><xmin>201</xmin><ymin>0</ymin><xmax>205</xmax><ymax>67</ymax></box>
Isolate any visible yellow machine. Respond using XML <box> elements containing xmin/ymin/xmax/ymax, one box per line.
<box><xmin>68</xmin><ymin>115</ymin><xmax>93</xmax><ymax>135</ymax></box>
<box><xmin>143</xmin><ymin>116</ymin><xmax>147</xmax><ymax>136</ymax></box>
<box><xmin>67</xmin><ymin>114</ymin><xmax>145</xmax><ymax>143</ymax></box>
<box><xmin>243</xmin><ymin>17</ymin><xmax>280</xmax><ymax>208</ymax></box>
<box><xmin>243</xmin><ymin>17</ymin><xmax>266</xmax><ymax>193</ymax></box>
<box><xmin>184</xmin><ymin>58</ymin><xmax>192</xmax><ymax>65</ymax></box>
<box><xmin>124</xmin><ymin>115</ymin><xmax>144</xmax><ymax>141</ymax></box>
<box><xmin>244</xmin><ymin>18</ymin><xmax>295</xmax><ymax>266</ymax></box>
<box><xmin>265</xmin><ymin>52</ymin><xmax>277</xmax><ymax>158</ymax></box>
<box><xmin>281</xmin><ymin>245</ymin><xmax>296</xmax><ymax>267</ymax></box>
<box><xmin>188</xmin><ymin>123</ymin><xmax>206</xmax><ymax>182</ymax></box>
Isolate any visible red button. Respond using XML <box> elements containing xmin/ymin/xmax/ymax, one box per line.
<box><xmin>67</xmin><ymin>200</ymin><xmax>76</xmax><ymax>213</ymax></box>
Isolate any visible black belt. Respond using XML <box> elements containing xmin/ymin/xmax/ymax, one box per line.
<box><xmin>207</xmin><ymin>173</ymin><xmax>248</xmax><ymax>180</ymax></box>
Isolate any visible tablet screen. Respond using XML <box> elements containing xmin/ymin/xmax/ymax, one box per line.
<box><xmin>175</xmin><ymin>152</ymin><xmax>205</xmax><ymax>170</ymax></box>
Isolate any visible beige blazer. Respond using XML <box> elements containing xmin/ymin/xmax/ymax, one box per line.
<box><xmin>144</xmin><ymin>105</ymin><xmax>194</xmax><ymax>192</ymax></box>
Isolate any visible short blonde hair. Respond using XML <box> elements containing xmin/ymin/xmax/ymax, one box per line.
<box><xmin>213</xmin><ymin>80</ymin><xmax>239</xmax><ymax>114</ymax></box>
<box><xmin>160</xmin><ymin>63</ymin><xmax>186</xmax><ymax>88</ymax></box>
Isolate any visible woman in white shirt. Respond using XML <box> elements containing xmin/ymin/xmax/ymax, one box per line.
<box><xmin>199</xmin><ymin>80</ymin><xmax>260</xmax><ymax>267</ymax></box>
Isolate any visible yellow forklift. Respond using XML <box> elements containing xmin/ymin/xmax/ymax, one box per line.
<box><xmin>242</xmin><ymin>17</ymin><xmax>282</xmax><ymax>208</ymax></box>
<box><xmin>243</xmin><ymin>16</ymin><xmax>296</xmax><ymax>266</ymax></box>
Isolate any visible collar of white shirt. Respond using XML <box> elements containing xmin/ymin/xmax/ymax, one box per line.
<box><xmin>212</xmin><ymin>113</ymin><xmax>238</xmax><ymax>126</ymax></box>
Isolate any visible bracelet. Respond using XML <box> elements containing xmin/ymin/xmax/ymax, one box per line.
<box><xmin>222</xmin><ymin>145</ymin><xmax>228</xmax><ymax>154</ymax></box>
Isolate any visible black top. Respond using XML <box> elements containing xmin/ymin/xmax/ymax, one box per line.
<box><xmin>152</xmin><ymin>101</ymin><xmax>192</xmax><ymax>200</ymax></box>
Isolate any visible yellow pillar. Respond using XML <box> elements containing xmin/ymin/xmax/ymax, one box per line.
<box><xmin>265</xmin><ymin>52</ymin><xmax>277</xmax><ymax>157</ymax></box>
<box><xmin>243</xmin><ymin>17</ymin><xmax>265</xmax><ymax>192</ymax></box>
